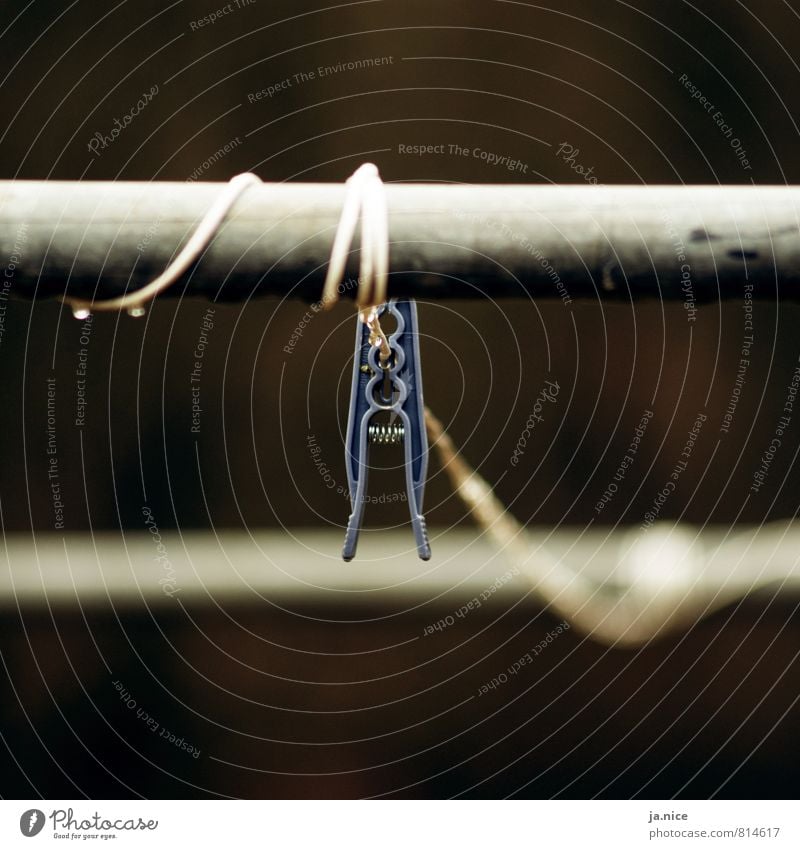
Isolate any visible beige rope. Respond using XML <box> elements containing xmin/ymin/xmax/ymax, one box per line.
<box><xmin>321</xmin><ymin>163</ymin><xmax>392</xmax><ymax>367</ymax></box>
<box><xmin>425</xmin><ymin>407</ymin><xmax>772</xmax><ymax>647</ymax></box>
<box><xmin>61</xmin><ymin>172</ymin><xmax>262</xmax><ymax>317</ymax></box>
<box><xmin>63</xmin><ymin>163</ymin><xmax>390</xmax><ymax>349</ymax></box>
<box><xmin>424</xmin><ymin>407</ymin><xmax>639</xmax><ymax>643</ymax></box>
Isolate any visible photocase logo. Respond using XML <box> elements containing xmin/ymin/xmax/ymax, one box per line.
<box><xmin>19</xmin><ymin>809</ymin><xmax>45</xmax><ymax>837</ymax></box>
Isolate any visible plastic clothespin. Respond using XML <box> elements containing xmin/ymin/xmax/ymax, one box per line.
<box><xmin>343</xmin><ymin>299</ymin><xmax>430</xmax><ymax>561</ymax></box>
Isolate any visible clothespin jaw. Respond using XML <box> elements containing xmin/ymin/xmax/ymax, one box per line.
<box><xmin>343</xmin><ymin>299</ymin><xmax>430</xmax><ymax>561</ymax></box>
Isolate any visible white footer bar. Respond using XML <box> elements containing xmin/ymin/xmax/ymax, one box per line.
<box><xmin>2</xmin><ymin>800</ymin><xmax>796</xmax><ymax>848</ymax></box>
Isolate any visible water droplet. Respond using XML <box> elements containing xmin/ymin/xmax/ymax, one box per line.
<box><xmin>72</xmin><ymin>308</ymin><xmax>90</xmax><ymax>320</ymax></box>
<box><xmin>127</xmin><ymin>306</ymin><xmax>146</xmax><ymax>318</ymax></box>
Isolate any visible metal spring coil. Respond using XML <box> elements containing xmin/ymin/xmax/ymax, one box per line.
<box><xmin>368</xmin><ymin>423</ymin><xmax>405</xmax><ymax>444</ymax></box>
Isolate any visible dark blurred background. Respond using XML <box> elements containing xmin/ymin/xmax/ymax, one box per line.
<box><xmin>1</xmin><ymin>0</ymin><xmax>800</xmax><ymax>800</ymax></box>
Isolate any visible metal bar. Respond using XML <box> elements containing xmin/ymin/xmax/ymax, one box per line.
<box><xmin>2</xmin><ymin>180</ymin><xmax>800</xmax><ymax>302</ymax></box>
<box><xmin>3</xmin><ymin>526</ymin><xmax>796</xmax><ymax>605</ymax></box>
<box><xmin>2</xmin><ymin>526</ymin><xmax>796</xmax><ymax>647</ymax></box>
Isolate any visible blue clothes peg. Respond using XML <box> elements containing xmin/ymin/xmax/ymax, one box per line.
<box><xmin>343</xmin><ymin>299</ymin><xmax>430</xmax><ymax>561</ymax></box>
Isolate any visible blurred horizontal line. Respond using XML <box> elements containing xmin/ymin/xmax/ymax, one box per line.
<box><xmin>1</xmin><ymin>525</ymin><xmax>799</xmax><ymax>608</ymax></box>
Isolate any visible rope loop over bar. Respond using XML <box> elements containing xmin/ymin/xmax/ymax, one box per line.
<box><xmin>321</xmin><ymin>162</ymin><xmax>391</xmax><ymax>366</ymax></box>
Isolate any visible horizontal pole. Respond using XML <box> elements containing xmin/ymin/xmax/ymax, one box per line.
<box><xmin>2</xmin><ymin>180</ymin><xmax>800</xmax><ymax>302</ymax></box>
<box><xmin>3</xmin><ymin>526</ymin><xmax>797</xmax><ymax>645</ymax></box>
